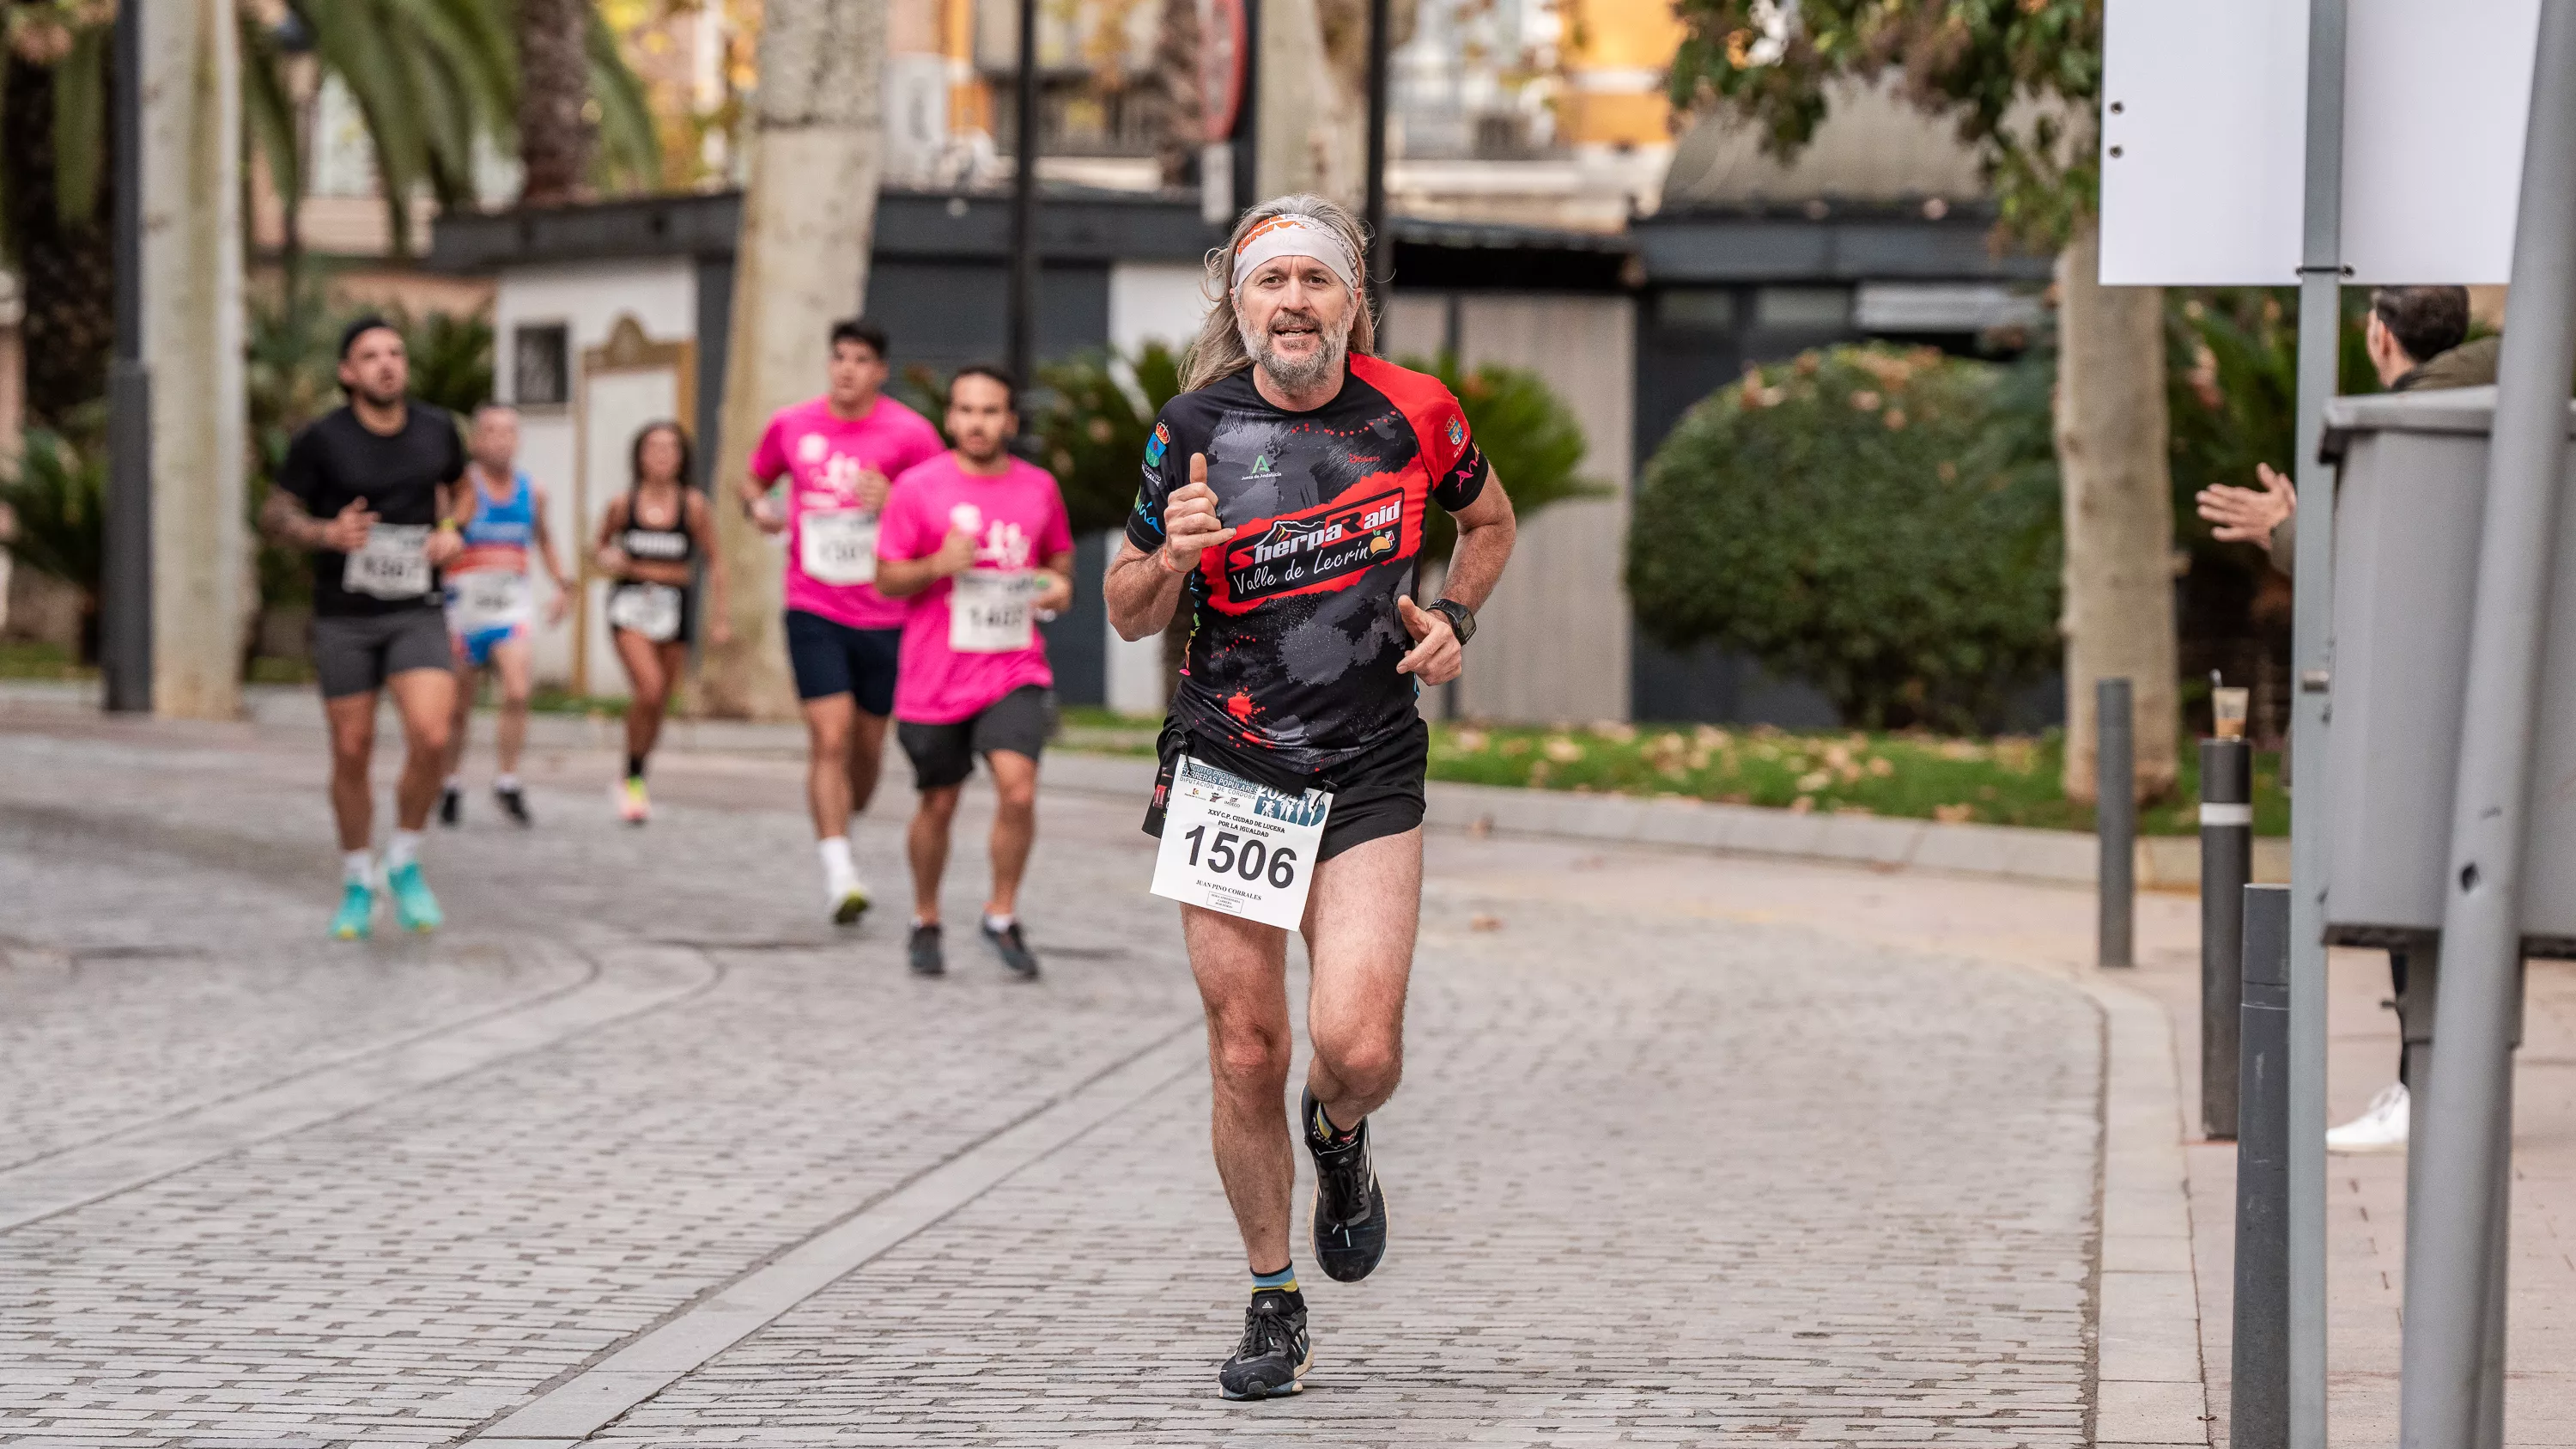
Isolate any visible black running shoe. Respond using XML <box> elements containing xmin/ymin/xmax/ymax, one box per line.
<box><xmin>1217</xmin><ymin>1288</ymin><xmax>1311</xmax><ymax>1401</ymax></box>
<box><xmin>981</xmin><ymin>920</ymin><xmax>1041</xmax><ymax>979</ymax></box>
<box><xmin>495</xmin><ymin>783</ymin><xmax>532</xmax><ymax>826</ymax></box>
<box><xmin>1304</xmin><ymin>1088</ymin><xmax>1388</xmax><ymax>1282</ymax></box>
<box><xmin>908</xmin><ymin>922</ymin><xmax>945</xmax><ymax>977</ymax></box>
<box><xmin>438</xmin><ymin>785</ymin><xmax>462</xmax><ymax>827</ymax></box>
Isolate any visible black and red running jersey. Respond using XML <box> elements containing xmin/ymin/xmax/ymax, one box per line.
<box><xmin>1128</xmin><ymin>353</ymin><xmax>1491</xmax><ymax>776</ymax></box>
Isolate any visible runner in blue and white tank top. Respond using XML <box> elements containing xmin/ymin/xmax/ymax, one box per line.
<box><xmin>438</xmin><ymin>404</ymin><xmax>571</xmax><ymax>826</ymax></box>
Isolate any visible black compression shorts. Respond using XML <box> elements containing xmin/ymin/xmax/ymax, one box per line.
<box><xmin>1144</xmin><ymin>715</ymin><xmax>1428</xmax><ymax>863</ymax></box>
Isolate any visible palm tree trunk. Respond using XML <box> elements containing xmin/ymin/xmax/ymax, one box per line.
<box><xmin>515</xmin><ymin>0</ymin><xmax>593</xmax><ymax>205</ymax></box>
<box><xmin>699</xmin><ymin>0</ymin><xmax>890</xmax><ymax>720</ymax></box>
<box><xmin>2056</xmin><ymin>217</ymin><xmax>2179</xmax><ymax>803</ymax></box>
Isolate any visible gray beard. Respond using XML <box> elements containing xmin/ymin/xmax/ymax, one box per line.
<box><xmin>1243</xmin><ymin>316</ymin><xmax>1351</xmax><ymax>394</ymax></box>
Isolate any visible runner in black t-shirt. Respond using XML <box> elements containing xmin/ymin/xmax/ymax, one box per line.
<box><xmin>260</xmin><ymin>317</ymin><xmax>467</xmax><ymax>940</ymax></box>
<box><xmin>1103</xmin><ymin>195</ymin><xmax>1518</xmax><ymax>1401</ymax></box>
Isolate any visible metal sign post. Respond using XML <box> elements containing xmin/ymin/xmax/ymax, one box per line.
<box><xmin>2398</xmin><ymin>1</ymin><xmax>2576</xmax><ymax>1441</ymax></box>
<box><xmin>2283</xmin><ymin>2</ymin><xmax>2347</xmax><ymax>1443</ymax></box>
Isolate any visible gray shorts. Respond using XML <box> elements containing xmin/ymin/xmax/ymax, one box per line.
<box><xmin>312</xmin><ymin>608</ymin><xmax>453</xmax><ymax>699</ymax></box>
<box><xmin>896</xmin><ymin>686</ymin><xmax>1056</xmax><ymax>790</ymax></box>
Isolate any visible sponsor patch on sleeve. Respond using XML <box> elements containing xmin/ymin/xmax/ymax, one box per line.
<box><xmin>1145</xmin><ymin>422</ymin><xmax>1170</xmax><ymax>468</ymax></box>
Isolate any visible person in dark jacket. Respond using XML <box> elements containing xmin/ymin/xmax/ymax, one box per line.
<box><xmin>2192</xmin><ymin>285</ymin><xmax>2492</xmax><ymax>1154</ymax></box>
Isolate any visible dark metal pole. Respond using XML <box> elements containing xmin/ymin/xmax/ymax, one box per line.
<box><xmin>2097</xmin><ymin>677</ymin><xmax>2135</xmax><ymax>967</ymax></box>
<box><xmin>1230</xmin><ymin>0</ymin><xmax>1261</xmax><ymax>214</ymax></box>
<box><xmin>1361</xmin><ymin>0</ymin><xmax>1392</xmax><ymax>295</ymax></box>
<box><xmin>2201</xmin><ymin>737</ymin><xmax>2253</xmax><ymax>1137</ymax></box>
<box><xmin>102</xmin><ymin>0</ymin><xmax>152</xmax><ymax>713</ymax></box>
<box><xmin>1006</xmin><ymin>0</ymin><xmax>1041</xmax><ymax>387</ymax></box>
<box><xmin>2400</xmin><ymin>0</ymin><xmax>2576</xmax><ymax>1440</ymax></box>
<box><xmin>2233</xmin><ymin>883</ymin><xmax>2293</xmax><ymax>1449</ymax></box>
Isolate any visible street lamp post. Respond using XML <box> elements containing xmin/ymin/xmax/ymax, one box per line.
<box><xmin>103</xmin><ymin>0</ymin><xmax>152</xmax><ymax>712</ymax></box>
<box><xmin>1007</xmin><ymin>0</ymin><xmax>1042</xmax><ymax>388</ymax></box>
<box><xmin>1361</xmin><ymin>0</ymin><xmax>1392</xmax><ymax>295</ymax></box>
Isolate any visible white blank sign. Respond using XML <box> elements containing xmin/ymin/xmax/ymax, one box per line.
<box><xmin>2099</xmin><ymin>0</ymin><xmax>2538</xmax><ymax>286</ymax></box>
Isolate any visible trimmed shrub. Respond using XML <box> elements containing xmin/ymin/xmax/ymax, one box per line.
<box><xmin>1627</xmin><ymin>344</ymin><xmax>2061</xmax><ymax>732</ymax></box>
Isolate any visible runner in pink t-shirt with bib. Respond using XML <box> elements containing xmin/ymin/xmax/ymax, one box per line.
<box><xmin>740</xmin><ymin>317</ymin><xmax>945</xmax><ymax>925</ymax></box>
<box><xmin>875</xmin><ymin>365</ymin><xmax>1074</xmax><ymax>980</ymax></box>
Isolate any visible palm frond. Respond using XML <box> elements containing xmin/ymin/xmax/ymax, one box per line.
<box><xmin>586</xmin><ymin>3</ymin><xmax>662</xmax><ymax>191</ymax></box>
<box><xmin>0</xmin><ymin>429</ymin><xmax>106</xmax><ymax>594</ymax></box>
<box><xmin>239</xmin><ymin>12</ymin><xmax>304</xmax><ymax>210</ymax></box>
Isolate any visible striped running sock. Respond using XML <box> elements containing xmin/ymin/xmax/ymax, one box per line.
<box><xmin>1251</xmin><ymin>1263</ymin><xmax>1299</xmax><ymax>1296</ymax></box>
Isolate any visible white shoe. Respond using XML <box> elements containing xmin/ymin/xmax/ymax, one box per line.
<box><xmin>827</xmin><ymin>870</ymin><xmax>872</xmax><ymax>926</ymax></box>
<box><xmin>2325</xmin><ymin>1081</ymin><xmax>2409</xmax><ymax>1154</ymax></box>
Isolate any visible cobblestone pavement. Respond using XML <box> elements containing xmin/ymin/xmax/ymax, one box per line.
<box><xmin>3</xmin><ymin>705</ymin><xmax>2114</xmax><ymax>1446</ymax></box>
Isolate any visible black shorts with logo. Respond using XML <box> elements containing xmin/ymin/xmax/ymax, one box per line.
<box><xmin>1144</xmin><ymin>715</ymin><xmax>1428</xmax><ymax>864</ymax></box>
<box><xmin>897</xmin><ymin>685</ymin><xmax>1056</xmax><ymax>790</ymax></box>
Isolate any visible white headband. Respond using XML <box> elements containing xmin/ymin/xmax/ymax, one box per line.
<box><xmin>1230</xmin><ymin>215</ymin><xmax>1359</xmax><ymax>295</ymax></box>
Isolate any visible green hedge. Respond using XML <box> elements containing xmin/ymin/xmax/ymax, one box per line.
<box><xmin>1627</xmin><ymin>344</ymin><xmax>2061</xmax><ymax>732</ymax></box>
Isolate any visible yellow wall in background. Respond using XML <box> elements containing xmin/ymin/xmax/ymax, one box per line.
<box><xmin>1558</xmin><ymin>0</ymin><xmax>1684</xmax><ymax>149</ymax></box>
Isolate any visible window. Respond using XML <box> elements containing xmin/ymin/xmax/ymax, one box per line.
<box><xmin>513</xmin><ymin>323</ymin><xmax>569</xmax><ymax>407</ymax></box>
<box><xmin>1753</xmin><ymin>287</ymin><xmax>1855</xmax><ymax>331</ymax></box>
<box><xmin>1656</xmin><ymin>289</ymin><xmax>1738</xmax><ymax>332</ymax></box>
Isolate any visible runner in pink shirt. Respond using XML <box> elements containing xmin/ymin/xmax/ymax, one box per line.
<box><xmin>874</xmin><ymin>365</ymin><xmax>1074</xmax><ymax>980</ymax></box>
<box><xmin>738</xmin><ymin>318</ymin><xmax>945</xmax><ymax>925</ymax></box>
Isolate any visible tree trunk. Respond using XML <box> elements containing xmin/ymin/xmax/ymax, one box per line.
<box><xmin>1140</xmin><ymin>0</ymin><xmax>1202</xmax><ymax>189</ymax></box>
<box><xmin>698</xmin><ymin>0</ymin><xmax>890</xmax><ymax>720</ymax></box>
<box><xmin>2056</xmin><ymin>217</ymin><xmax>2178</xmax><ymax>803</ymax></box>
<box><xmin>515</xmin><ymin>0</ymin><xmax>593</xmax><ymax>206</ymax></box>
<box><xmin>3</xmin><ymin>47</ymin><xmax>116</xmax><ymax>431</ymax></box>
<box><xmin>144</xmin><ymin>0</ymin><xmax>247</xmax><ymax>721</ymax></box>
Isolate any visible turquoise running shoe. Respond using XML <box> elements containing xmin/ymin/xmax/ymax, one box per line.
<box><xmin>386</xmin><ymin>861</ymin><xmax>444</xmax><ymax>933</ymax></box>
<box><xmin>330</xmin><ymin>879</ymin><xmax>375</xmax><ymax>941</ymax></box>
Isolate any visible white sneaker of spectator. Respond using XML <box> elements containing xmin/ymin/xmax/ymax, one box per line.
<box><xmin>2325</xmin><ymin>1081</ymin><xmax>2409</xmax><ymax>1154</ymax></box>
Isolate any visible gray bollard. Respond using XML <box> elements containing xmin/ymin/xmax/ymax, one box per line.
<box><xmin>2233</xmin><ymin>883</ymin><xmax>2293</xmax><ymax>1449</ymax></box>
<box><xmin>2201</xmin><ymin>738</ymin><xmax>2253</xmax><ymax>1138</ymax></box>
<box><xmin>2099</xmin><ymin>677</ymin><xmax>2136</xmax><ymax>968</ymax></box>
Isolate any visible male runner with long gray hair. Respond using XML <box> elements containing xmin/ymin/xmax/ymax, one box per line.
<box><xmin>1105</xmin><ymin>194</ymin><xmax>1518</xmax><ymax>1400</ymax></box>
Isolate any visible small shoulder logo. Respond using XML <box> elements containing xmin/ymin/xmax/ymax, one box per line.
<box><xmin>1145</xmin><ymin>422</ymin><xmax>1170</xmax><ymax>467</ymax></box>
<box><xmin>1445</xmin><ymin>417</ymin><xmax>1465</xmax><ymax>449</ymax></box>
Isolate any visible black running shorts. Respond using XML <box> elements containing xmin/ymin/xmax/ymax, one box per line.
<box><xmin>1144</xmin><ymin>715</ymin><xmax>1429</xmax><ymax>863</ymax></box>
<box><xmin>312</xmin><ymin>608</ymin><xmax>453</xmax><ymax>700</ymax></box>
<box><xmin>897</xmin><ymin>685</ymin><xmax>1056</xmax><ymax>790</ymax></box>
<box><xmin>785</xmin><ymin>609</ymin><xmax>902</xmax><ymax>715</ymax></box>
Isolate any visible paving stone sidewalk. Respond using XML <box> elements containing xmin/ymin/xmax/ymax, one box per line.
<box><xmin>3</xmin><ymin>706</ymin><xmax>2151</xmax><ymax>1446</ymax></box>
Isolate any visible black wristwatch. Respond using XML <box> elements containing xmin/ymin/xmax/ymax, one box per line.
<box><xmin>1427</xmin><ymin>598</ymin><xmax>1477</xmax><ymax>645</ymax></box>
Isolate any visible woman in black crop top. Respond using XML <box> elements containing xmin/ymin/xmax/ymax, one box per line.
<box><xmin>593</xmin><ymin>420</ymin><xmax>729</xmax><ymax>823</ymax></box>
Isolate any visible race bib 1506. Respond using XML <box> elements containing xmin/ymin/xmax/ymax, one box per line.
<box><xmin>1149</xmin><ymin>755</ymin><xmax>1332</xmax><ymax>929</ymax></box>
<box><xmin>950</xmin><ymin>569</ymin><xmax>1036</xmax><ymax>654</ymax></box>
<box><xmin>799</xmin><ymin>508</ymin><xmax>878</xmax><ymax>587</ymax></box>
<box><xmin>343</xmin><ymin>523</ymin><xmax>434</xmax><ymax>600</ymax></box>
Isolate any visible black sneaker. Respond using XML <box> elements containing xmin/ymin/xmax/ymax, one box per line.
<box><xmin>1304</xmin><ymin>1088</ymin><xmax>1388</xmax><ymax>1282</ymax></box>
<box><xmin>908</xmin><ymin>922</ymin><xmax>945</xmax><ymax>977</ymax></box>
<box><xmin>1217</xmin><ymin>1288</ymin><xmax>1311</xmax><ymax>1401</ymax></box>
<box><xmin>495</xmin><ymin>783</ymin><xmax>532</xmax><ymax>826</ymax></box>
<box><xmin>981</xmin><ymin>919</ymin><xmax>1041</xmax><ymax>979</ymax></box>
<box><xmin>438</xmin><ymin>785</ymin><xmax>462</xmax><ymax>827</ymax></box>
